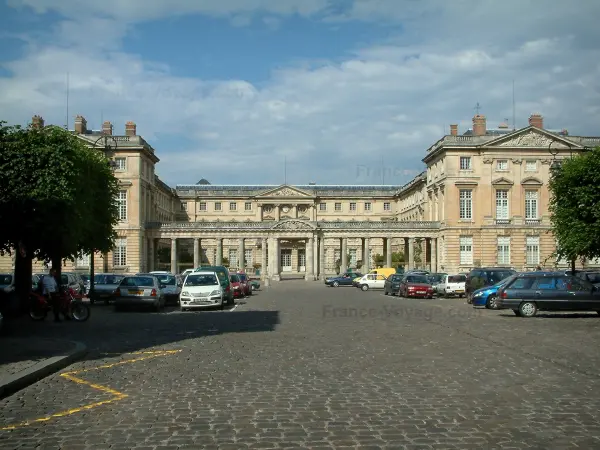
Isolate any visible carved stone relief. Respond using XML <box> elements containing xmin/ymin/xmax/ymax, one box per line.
<box><xmin>263</xmin><ymin>205</ymin><xmax>273</xmax><ymax>213</ymax></box>
<box><xmin>498</xmin><ymin>131</ymin><xmax>563</xmax><ymax>148</ymax></box>
<box><xmin>265</xmin><ymin>188</ymin><xmax>299</xmax><ymax>197</ymax></box>
<box><xmin>483</xmin><ymin>158</ymin><xmax>493</xmax><ymax>164</ymax></box>
<box><xmin>272</xmin><ymin>220</ymin><xmax>313</xmax><ymax>230</ymax></box>
<box><xmin>511</xmin><ymin>159</ymin><xmax>522</xmax><ymax>164</ymax></box>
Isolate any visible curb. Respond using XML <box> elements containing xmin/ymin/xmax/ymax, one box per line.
<box><xmin>0</xmin><ymin>341</ymin><xmax>87</xmax><ymax>399</ymax></box>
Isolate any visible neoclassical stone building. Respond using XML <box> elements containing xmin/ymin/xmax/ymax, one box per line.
<box><xmin>2</xmin><ymin>113</ymin><xmax>599</xmax><ymax>278</ymax></box>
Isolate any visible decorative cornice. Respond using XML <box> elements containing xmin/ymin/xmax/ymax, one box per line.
<box><xmin>145</xmin><ymin>220</ymin><xmax>441</xmax><ymax>231</ymax></box>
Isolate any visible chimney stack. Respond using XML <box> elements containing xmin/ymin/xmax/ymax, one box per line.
<box><xmin>102</xmin><ymin>121</ymin><xmax>113</xmax><ymax>135</ymax></box>
<box><xmin>125</xmin><ymin>121</ymin><xmax>136</xmax><ymax>136</ymax></box>
<box><xmin>74</xmin><ymin>115</ymin><xmax>87</xmax><ymax>134</ymax></box>
<box><xmin>31</xmin><ymin>115</ymin><xmax>44</xmax><ymax>129</ymax></box>
<box><xmin>449</xmin><ymin>124</ymin><xmax>458</xmax><ymax>136</ymax></box>
<box><xmin>472</xmin><ymin>114</ymin><xmax>486</xmax><ymax>136</ymax></box>
<box><xmin>528</xmin><ymin>113</ymin><xmax>543</xmax><ymax>129</ymax></box>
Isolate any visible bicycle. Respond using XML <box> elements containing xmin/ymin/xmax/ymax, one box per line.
<box><xmin>29</xmin><ymin>288</ymin><xmax>90</xmax><ymax>321</ymax></box>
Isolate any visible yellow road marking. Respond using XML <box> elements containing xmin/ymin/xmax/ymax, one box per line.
<box><xmin>1</xmin><ymin>349</ymin><xmax>181</xmax><ymax>431</ymax></box>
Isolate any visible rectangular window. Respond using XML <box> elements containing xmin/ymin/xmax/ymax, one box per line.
<box><xmin>349</xmin><ymin>249</ymin><xmax>357</xmax><ymax>266</ymax></box>
<box><xmin>496</xmin><ymin>160</ymin><xmax>508</xmax><ymax>171</ymax></box>
<box><xmin>76</xmin><ymin>253</ymin><xmax>90</xmax><ymax>267</ymax></box>
<box><xmin>319</xmin><ymin>202</ymin><xmax>327</xmax><ymax>211</ymax></box>
<box><xmin>459</xmin><ymin>236</ymin><xmax>473</xmax><ymax>265</ymax></box>
<box><xmin>245</xmin><ymin>202</ymin><xmax>252</xmax><ymax>211</ymax></box>
<box><xmin>229</xmin><ymin>202</ymin><xmax>237</xmax><ymax>211</ymax></box>
<box><xmin>525</xmin><ymin>190</ymin><xmax>538</xmax><ymax>219</ymax></box>
<box><xmin>383</xmin><ymin>202</ymin><xmax>391</xmax><ymax>211</ymax></box>
<box><xmin>228</xmin><ymin>249</ymin><xmax>238</xmax><ymax>267</ymax></box>
<box><xmin>364</xmin><ymin>202</ymin><xmax>372</xmax><ymax>211</ymax></box>
<box><xmin>495</xmin><ymin>189</ymin><xmax>509</xmax><ymax>220</ymax></box>
<box><xmin>116</xmin><ymin>190</ymin><xmax>127</xmax><ymax>221</ymax></box>
<box><xmin>114</xmin><ymin>157</ymin><xmax>126</xmax><ymax>171</ymax></box>
<box><xmin>349</xmin><ymin>202</ymin><xmax>357</xmax><ymax>211</ymax></box>
<box><xmin>244</xmin><ymin>249</ymin><xmax>253</xmax><ymax>267</ymax></box>
<box><xmin>214</xmin><ymin>202</ymin><xmax>222</xmax><ymax>211</ymax></box>
<box><xmin>497</xmin><ymin>237</ymin><xmax>511</xmax><ymax>265</ymax></box>
<box><xmin>199</xmin><ymin>202</ymin><xmax>207</xmax><ymax>211</ymax></box>
<box><xmin>525</xmin><ymin>160</ymin><xmax>537</xmax><ymax>172</ymax></box>
<box><xmin>460</xmin><ymin>156</ymin><xmax>472</xmax><ymax>170</ymax></box>
<box><xmin>113</xmin><ymin>238</ymin><xmax>127</xmax><ymax>266</ymax></box>
<box><xmin>334</xmin><ymin>202</ymin><xmax>342</xmax><ymax>211</ymax></box>
<box><xmin>526</xmin><ymin>236</ymin><xmax>540</xmax><ymax>265</ymax></box>
<box><xmin>459</xmin><ymin>189</ymin><xmax>472</xmax><ymax>219</ymax></box>
<box><xmin>180</xmin><ymin>203</ymin><xmax>187</xmax><ymax>211</ymax></box>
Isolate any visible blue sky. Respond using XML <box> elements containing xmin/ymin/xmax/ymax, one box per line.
<box><xmin>1</xmin><ymin>0</ymin><xmax>599</xmax><ymax>187</ymax></box>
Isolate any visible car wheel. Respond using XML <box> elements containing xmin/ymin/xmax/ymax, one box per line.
<box><xmin>486</xmin><ymin>295</ymin><xmax>498</xmax><ymax>310</ymax></box>
<box><xmin>518</xmin><ymin>302</ymin><xmax>537</xmax><ymax>317</ymax></box>
<box><xmin>361</xmin><ymin>284</ymin><xmax>369</xmax><ymax>291</ymax></box>
<box><xmin>384</xmin><ymin>289</ymin><xmax>388</xmax><ymax>295</ymax></box>
<box><xmin>466</xmin><ymin>295</ymin><xmax>472</xmax><ymax>304</ymax></box>
<box><xmin>597</xmin><ymin>311</ymin><xmax>600</xmax><ymax>315</ymax></box>
<box><xmin>333</xmin><ymin>281</ymin><xmax>339</xmax><ymax>287</ymax></box>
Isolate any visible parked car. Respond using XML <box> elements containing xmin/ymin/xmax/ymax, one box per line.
<box><xmin>355</xmin><ymin>273</ymin><xmax>387</xmax><ymax>291</ymax></box>
<box><xmin>114</xmin><ymin>275</ymin><xmax>165</xmax><ymax>311</ymax></box>
<box><xmin>567</xmin><ymin>270</ymin><xmax>600</xmax><ymax>288</ymax></box>
<box><xmin>180</xmin><ymin>271</ymin><xmax>226</xmax><ymax>310</ymax></box>
<box><xmin>143</xmin><ymin>273</ymin><xmax>181</xmax><ymax>305</ymax></box>
<box><xmin>79</xmin><ymin>274</ymin><xmax>90</xmax><ymax>294</ymax></box>
<box><xmin>249</xmin><ymin>278</ymin><xmax>261</xmax><ymax>291</ymax></box>
<box><xmin>237</xmin><ymin>272</ymin><xmax>253</xmax><ymax>295</ymax></box>
<box><xmin>383</xmin><ymin>273</ymin><xmax>404</xmax><ymax>296</ymax></box>
<box><xmin>496</xmin><ymin>271</ymin><xmax>600</xmax><ymax>317</ymax></box>
<box><xmin>90</xmin><ymin>274</ymin><xmax>126</xmax><ymax>304</ymax></box>
<box><xmin>471</xmin><ymin>275</ymin><xmax>515</xmax><ymax>309</ymax></box>
<box><xmin>229</xmin><ymin>274</ymin><xmax>245</xmax><ymax>299</ymax></box>
<box><xmin>397</xmin><ymin>274</ymin><xmax>434</xmax><ymax>298</ymax></box>
<box><xmin>435</xmin><ymin>274</ymin><xmax>467</xmax><ymax>298</ymax></box>
<box><xmin>466</xmin><ymin>268</ymin><xmax>516</xmax><ymax>303</ymax></box>
<box><xmin>194</xmin><ymin>266</ymin><xmax>234</xmax><ymax>304</ymax></box>
<box><xmin>427</xmin><ymin>273</ymin><xmax>447</xmax><ymax>287</ymax></box>
<box><xmin>326</xmin><ymin>272</ymin><xmax>362</xmax><ymax>287</ymax></box>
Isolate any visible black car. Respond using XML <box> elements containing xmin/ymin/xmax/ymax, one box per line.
<box><xmin>466</xmin><ymin>267</ymin><xmax>516</xmax><ymax>303</ymax></box>
<box><xmin>325</xmin><ymin>272</ymin><xmax>362</xmax><ymax>287</ymax></box>
<box><xmin>383</xmin><ymin>274</ymin><xmax>404</xmax><ymax>296</ymax></box>
<box><xmin>496</xmin><ymin>271</ymin><xmax>600</xmax><ymax>317</ymax></box>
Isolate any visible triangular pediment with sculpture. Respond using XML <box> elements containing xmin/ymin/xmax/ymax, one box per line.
<box><xmin>270</xmin><ymin>219</ymin><xmax>316</xmax><ymax>230</ymax></box>
<box><xmin>485</xmin><ymin>126</ymin><xmax>583</xmax><ymax>149</ymax></box>
<box><xmin>255</xmin><ymin>184</ymin><xmax>314</xmax><ymax>199</ymax></box>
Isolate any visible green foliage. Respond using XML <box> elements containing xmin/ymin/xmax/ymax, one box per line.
<box><xmin>549</xmin><ymin>147</ymin><xmax>600</xmax><ymax>262</ymax></box>
<box><xmin>0</xmin><ymin>122</ymin><xmax>119</xmax><ymax>262</ymax></box>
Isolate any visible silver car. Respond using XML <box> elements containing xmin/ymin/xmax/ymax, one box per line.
<box><xmin>90</xmin><ymin>273</ymin><xmax>125</xmax><ymax>304</ymax></box>
<box><xmin>114</xmin><ymin>275</ymin><xmax>166</xmax><ymax>312</ymax></box>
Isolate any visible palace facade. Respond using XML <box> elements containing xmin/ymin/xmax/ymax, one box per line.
<box><xmin>3</xmin><ymin>113</ymin><xmax>599</xmax><ymax>278</ymax></box>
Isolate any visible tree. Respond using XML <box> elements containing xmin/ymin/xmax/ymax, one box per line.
<box><xmin>0</xmin><ymin>122</ymin><xmax>119</xmax><ymax>306</ymax></box>
<box><xmin>549</xmin><ymin>147</ymin><xmax>600</xmax><ymax>272</ymax></box>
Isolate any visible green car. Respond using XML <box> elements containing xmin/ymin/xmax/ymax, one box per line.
<box><xmin>249</xmin><ymin>280</ymin><xmax>260</xmax><ymax>291</ymax></box>
<box><xmin>194</xmin><ymin>266</ymin><xmax>234</xmax><ymax>304</ymax></box>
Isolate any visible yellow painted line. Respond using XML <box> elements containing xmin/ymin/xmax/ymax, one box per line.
<box><xmin>0</xmin><ymin>349</ymin><xmax>181</xmax><ymax>431</ymax></box>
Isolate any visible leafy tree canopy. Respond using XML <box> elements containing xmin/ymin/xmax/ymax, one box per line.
<box><xmin>549</xmin><ymin>146</ymin><xmax>600</xmax><ymax>262</ymax></box>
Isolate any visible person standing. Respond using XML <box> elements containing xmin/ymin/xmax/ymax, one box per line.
<box><xmin>42</xmin><ymin>268</ymin><xmax>65</xmax><ymax>322</ymax></box>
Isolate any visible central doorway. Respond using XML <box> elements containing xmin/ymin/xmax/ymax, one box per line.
<box><xmin>281</xmin><ymin>249</ymin><xmax>292</xmax><ymax>272</ymax></box>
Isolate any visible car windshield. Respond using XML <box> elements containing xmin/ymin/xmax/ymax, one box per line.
<box><xmin>95</xmin><ymin>274</ymin><xmax>124</xmax><ymax>285</ymax></box>
<box><xmin>122</xmin><ymin>277</ymin><xmax>155</xmax><ymax>287</ymax></box>
<box><xmin>230</xmin><ymin>275</ymin><xmax>240</xmax><ymax>282</ymax></box>
<box><xmin>428</xmin><ymin>274</ymin><xmax>444</xmax><ymax>283</ymax></box>
<box><xmin>157</xmin><ymin>275</ymin><xmax>176</xmax><ymax>285</ymax></box>
<box><xmin>489</xmin><ymin>270</ymin><xmax>515</xmax><ymax>284</ymax></box>
<box><xmin>493</xmin><ymin>275</ymin><xmax>515</xmax><ymax>287</ymax></box>
<box><xmin>186</xmin><ymin>274</ymin><xmax>218</xmax><ymax>286</ymax></box>
<box><xmin>407</xmin><ymin>275</ymin><xmax>428</xmax><ymax>284</ymax></box>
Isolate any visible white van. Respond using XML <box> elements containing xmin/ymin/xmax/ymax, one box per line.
<box><xmin>179</xmin><ymin>271</ymin><xmax>225</xmax><ymax>311</ymax></box>
<box><xmin>435</xmin><ymin>274</ymin><xmax>467</xmax><ymax>297</ymax></box>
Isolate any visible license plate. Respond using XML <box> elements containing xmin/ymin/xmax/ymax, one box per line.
<box><xmin>455</xmin><ymin>290</ymin><xmax>464</xmax><ymax>293</ymax></box>
<box><xmin>417</xmin><ymin>291</ymin><xmax>426</xmax><ymax>294</ymax></box>
<box><xmin>192</xmin><ymin>298</ymin><xmax>209</xmax><ymax>304</ymax></box>
<box><xmin>129</xmin><ymin>290</ymin><xmax>142</xmax><ymax>295</ymax></box>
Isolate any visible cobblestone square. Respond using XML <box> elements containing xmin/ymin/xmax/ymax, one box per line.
<box><xmin>1</xmin><ymin>282</ymin><xmax>600</xmax><ymax>449</ymax></box>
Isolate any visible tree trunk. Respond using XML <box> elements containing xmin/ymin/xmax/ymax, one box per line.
<box><xmin>52</xmin><ymin>255</ymin><xmax>62</xmax><ymax>290</ymax></box>
<box><xmin>570</xmin><ymin>258</ymin><xmax>576</xmax><ymax>274</ymax></box>
<box><xmin>14</xmin><ymin>250</ymin><xmax>33</xmax><ymax>316</ymax></box>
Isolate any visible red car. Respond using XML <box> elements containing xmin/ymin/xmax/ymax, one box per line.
<box><xmin>397</xmin><ymin>274</ymin><xmax>434</xmax><ymax>298</ymax></box>
<box><xmin>229</xmin><ymin>274</ymin><xmax>245</xmax><ymax>299</ymax></box>
<box><xmin>237</xmin><ymin>272</ymin><xmax>252</xmax><ymax>296</ymax></box>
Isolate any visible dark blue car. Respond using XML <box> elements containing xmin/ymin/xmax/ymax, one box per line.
<box><xmin>471</xmin><ymin>275</ymin><xmax>515</xmax><ymax>309</ymax></box>
<box><xmin>325</xmin><ymin>272</ymin><xmax>362</xmax><ymax>287</ymax></box>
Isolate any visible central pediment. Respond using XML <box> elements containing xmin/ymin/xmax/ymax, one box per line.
<box><xmin>256</xmin><ymin>184</ymin><xmax>314</xmax><ymax>198</ymax></box>
<box><xmin>271</xmin><ymin>219</ymin><xmax>316</xmax><ymax>230</ymax></box>
<box><xmin>485</xmin><ymin>127</ymin><xmax>582</xmax><ymax>149</ymax></box>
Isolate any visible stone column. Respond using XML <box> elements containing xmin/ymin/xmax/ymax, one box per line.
<box><xmin>153</xmin><ymin>239</ymin><xmax>159</xmax><ymax>271</ymax></box>
<box><xmin>170</xmin><ymin>238</ymin><xmax>177</xmax><ymax>274</ymax></box>
<box><xmin>275</xmin><ymin>205</ymin><xmax>280</xmax><ymax>221</ymax></box>
<box><xmin>261</xmin><ymin>238</ymin><xmax>267</xmax><ymax>279</ymax></box>
<box><xmin>272</xmin><ymin>238</ymin><xmax>280</xmax><ymax>281</ymax></box>
<box><xmin>430</xmin><ymin>238</ymin><xmax>437</xmax><ymax>273</ymax></box>
<box><xmin>193</xmin><ymin>238</ymin><xmax>200</xmax><ymax>268</ymax></box>
<box><xmin>216</xmin><ymin>238</ymin><xmax>223</xmax><ymax>266</ymax></box>
<box><xmin>408</xmin><ymin>237</ymin><xmax>414</xmax><ymax>270</ymax></box>
<box><xmin>341</xmin><ymin>238</ymin><xmax>348</xmax><ymax>273</ymax></box>
<box><xmin>238</xmin><ymin>237</ymin><xmax>245</xmax><ymax>271</ymax></box>
<box><xmin>385</xmin><ymin>237</ymin><xmax>392</xmax><ymax>267</ymax></box>
<box><xmin>305</xmin><ymin>237</ymin><xmax>314</xmax><ymax>280</ymax></box>
<box><xmin>313</xmin><ymin>237</ymin><xmax>318</xmax><ymax>280</ymax></box>
<box><xmin>148</xmin><ymin>238</ymin><xmax>155</xmax><ymax>271</ymax></box>
<box><xmin>319</xmin><ymin>237</ymin><xmax>325</xmax><ymax>279</ymax></box>
<box><xmin>364</xmin><ymin>237</ymin><xmax>370</xmax><ymax>272</ymax></box>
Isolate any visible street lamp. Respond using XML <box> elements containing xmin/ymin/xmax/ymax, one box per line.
<box><xmin>88</xmin><ymin>135</ymin><xmax>118</xmax><ymax>301</ymax></box>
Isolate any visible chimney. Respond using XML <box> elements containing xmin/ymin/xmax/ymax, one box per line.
<box><xmin>31</xmin><ymin>115</ymin><xmax>44</xmax><ymax>129</ymax></box>
<box><xmin>449</xmin><ymin>124</ymin><xmax>458</xmax><ymax>136</ymax></box>
<box><xmin>74</xmin><ymin>115</ymin><xmax>87</xmax><ymax>134</ymax></box>
<box><xmin>528</xmin><ymin>113</ymin><xmax>543</xmax><ymax>129</ymax></box>
<box><xmin>125</xmin><ymin>121</ymin><xmax>136</xmax><ymax>136</ymax></box>
<box><xmin>472</xmin><ymin>114</ymin><xmax>486</xmax><ymax>136</ymax></box>
<box><xmin>102</xmin><ymin>121</ymin><xmax>113</xmax><ymax>135</ymax></box>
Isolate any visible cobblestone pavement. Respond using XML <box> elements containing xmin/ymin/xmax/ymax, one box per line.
<box><xmin>0</xmin><ymin>338</ymin><xmax>76</xmax><ymax>377</ymax></box>
<box><xmin>1</xmin><ymin>283</ymin><xmax>600</xmax><ymax>449</ymax></box>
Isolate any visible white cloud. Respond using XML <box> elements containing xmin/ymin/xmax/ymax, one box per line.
<box><xmin>1</xmin><ymin>0</ymin><xmax>600</xmax><ymax>187</ymax></box>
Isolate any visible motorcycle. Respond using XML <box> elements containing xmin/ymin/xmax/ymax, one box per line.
<box><xmin>29</xmin><ymin>288</ymin><xmax>90</xmax><ymax>321</ymax></box>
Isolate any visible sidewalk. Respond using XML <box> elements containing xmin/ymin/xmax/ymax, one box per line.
<box><xmin>0</xmin><ymin>337</ymin><xmax>87</xmax><ymax>398</ymax></box>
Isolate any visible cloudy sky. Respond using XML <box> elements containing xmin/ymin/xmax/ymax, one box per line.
<box><xmin>1</xmin><ymin>1</ymin><xmax>599</xmax><ymax>187</ymax></box>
